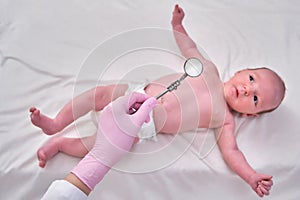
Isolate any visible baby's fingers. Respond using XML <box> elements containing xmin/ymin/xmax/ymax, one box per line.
<box><xmin>261</xmin><ymin>180</ymin><xmax>273</xmax><ymax>187</ymax></box>
<box><xmin>174</xmin><ymin>4</ymin><xmax>184</xmax><ymax>14</ymax></box>
<box><xmin>261</xmin><ymin>185</ymin><xmax>271</xmax><ymax>191</ymax></box>
<box><xmin>260</xmin><ymin>181</ymin><xmax>272</xmax><ymax>191</ymax></box>
<box><xmin>256</xmin><ymin>186</ymin><xmax>264</xmax><ymax>198</ymax></box>
<box><xmin>258</xmin><ymin>184</ymin><xmax>270</xmax><ymax>196</ymax></box>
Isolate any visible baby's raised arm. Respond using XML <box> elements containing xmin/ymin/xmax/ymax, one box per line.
<box><xmin>171</xmin><ymin>5</ymin><xmax>207</xmax><ymax>62</ymax></box>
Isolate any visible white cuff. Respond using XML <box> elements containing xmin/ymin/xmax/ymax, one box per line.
<box><xmin>41</xmin><ymin>180</ymin><xmax>87</xmax><ymax>200</ymax></box>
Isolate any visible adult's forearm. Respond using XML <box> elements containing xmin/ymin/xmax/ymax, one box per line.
<box><xmin>65</xmin><ymin>173</ymin><xmax>91</xmax><ymax>196</ymax></box>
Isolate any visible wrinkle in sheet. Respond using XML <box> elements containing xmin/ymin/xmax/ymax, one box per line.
<box><xmin>0</xmin><ymin>55</ymin><xmax>73</xmax><ymax>79</ymax></box>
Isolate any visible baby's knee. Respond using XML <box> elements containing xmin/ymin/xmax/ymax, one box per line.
<box><xmin>94</xmin><ymin>84</ymin><xmax>128</xmax><ymax>111</ymax></box>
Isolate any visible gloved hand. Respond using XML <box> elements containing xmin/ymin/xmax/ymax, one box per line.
<box><xmin>71</xmin><ymin>92</ymin><xmax>157</xmax><ymax>190</ymax></box>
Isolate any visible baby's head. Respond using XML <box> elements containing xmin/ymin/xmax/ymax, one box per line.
<box><xmin>224</xmin><ymin>67</ymin><xmax>285</xmax><ymax>116</ymax></box>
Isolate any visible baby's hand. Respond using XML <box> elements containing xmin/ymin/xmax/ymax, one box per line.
<box><xmin>171</xmin><ymin>4</ymin><xmax>185</xmax><ymax>27</ymax></box>
<box><xmin>248</xmin><ymin>172</ymin><xmax>273</xmax><ymax>198</ymax></box>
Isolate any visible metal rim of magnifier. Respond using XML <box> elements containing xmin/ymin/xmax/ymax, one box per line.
<box><xmin>183</xmin><ymin>57</ymin><xmax>203</xmax><ymax>77</ymax></box>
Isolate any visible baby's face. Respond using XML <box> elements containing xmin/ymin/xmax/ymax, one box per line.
<box><xmin>224</xmin><ymin>68</ymin><xmax>284</xmax><ymax>115</ymax></box>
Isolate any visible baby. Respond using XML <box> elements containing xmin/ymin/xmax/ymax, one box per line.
<box><xmin>29</xmin><ymin>5</ymin><xmax>285</xmax><ymax>198</ymax></box>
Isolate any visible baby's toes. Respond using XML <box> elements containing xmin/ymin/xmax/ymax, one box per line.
<box><xmin>37</xmin><ymin>149</ymin><xmax>47</xmax><ymax>168</ymax></box>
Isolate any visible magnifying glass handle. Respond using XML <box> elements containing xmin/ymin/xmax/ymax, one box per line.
<box><xmin>155</xmin><ymin>77</ymin><xmax>184</xmax><ymax>100</ymax></box>
<box><xmin>155</xmin><ymin>57</ymin><xmax>203</xmax><ymax>100</ymax></box>
<box><xmin>155</xmin><ymin>90</ymin><xmax>169</xmax><ymax>100</ymax></box>
<box><xmin>179</xmin><ymin>73</ymin><xmax>188</xmax><ymax>81</ymax></box>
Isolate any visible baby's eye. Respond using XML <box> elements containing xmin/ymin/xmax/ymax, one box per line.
<box><xmin>254</xmin><ymin>95</ymin><xmax>258</xmax><ymax>105</ymax></box>
<box><xmin>249</xmin><ymin>75</ymin><xmax>254</xmax><ymax>83</ymax></box>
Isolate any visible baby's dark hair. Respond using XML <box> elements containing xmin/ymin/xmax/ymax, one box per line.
<box><xmin>249</xmin><ymin>67</ymin><xmax>286</xmax><ymax>114</ymax></box>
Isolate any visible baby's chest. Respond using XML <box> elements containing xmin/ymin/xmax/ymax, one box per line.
<box><xmin>188</xmin><ymin>74</ymin><xmax>227</xmax><ymax>128</ymax></box>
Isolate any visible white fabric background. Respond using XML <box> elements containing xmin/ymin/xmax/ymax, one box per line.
<box><xmin>0</xmin><ymin>0</ymin><xmax>299</xmax><ymax>199</ymax></box>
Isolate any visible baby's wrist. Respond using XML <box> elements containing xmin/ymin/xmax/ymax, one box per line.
<box><xmin>172</xmin><ymin>23</ymin><xmax>182</xmax><ymax>29</ymax></box>
<box><xmin>246</xmin><ymin>171</ymin><xmax>257</xmax><ymax>184</ymax></box>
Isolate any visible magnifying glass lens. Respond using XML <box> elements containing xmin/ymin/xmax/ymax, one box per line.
<box><xmin>184</xmin><ymin>58</ymin><xmax>203</xmax><ymax>77</ymax></box>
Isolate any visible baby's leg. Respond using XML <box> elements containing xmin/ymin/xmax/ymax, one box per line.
<box><xmin>37</xmin><ymin>134</ymin><xmax>96</xmax><ymax>168</ymax></box>
<box><xmin>30</xmin><ymin>84</ymin><xmax>128</xmax><ymax>135</ymax></box>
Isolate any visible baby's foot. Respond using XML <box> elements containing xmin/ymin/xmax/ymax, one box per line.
<box><xmin>37</xmin><ymin>138</ymin><xmax>61</xmax><ymax>168</ymax></box>
<box><xmin>29</xmin><ymin>107</ymin><xmax>60</xmax><ymax>135</ymax></box>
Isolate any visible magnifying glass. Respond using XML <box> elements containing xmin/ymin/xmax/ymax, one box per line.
<box><xmin>129</xmin><ymin>58</ymin><xmax>203</xmax><ymax>114</ymax></box>
<box><xmin>155</xmin><ymin>57</ymin><xmax>203</xmax><ymax>100</ymax></box>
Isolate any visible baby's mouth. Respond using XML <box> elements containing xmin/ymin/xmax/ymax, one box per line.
<box><xmin>235</xmin><ymin>87</ymin><xmax>239</xmax><ymax>97</ymax></box>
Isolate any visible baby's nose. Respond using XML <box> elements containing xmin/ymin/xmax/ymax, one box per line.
<box><xmin>241</xmin><ymin>85</ymin><xmax>253</xmax><ymax>96</ymax></box>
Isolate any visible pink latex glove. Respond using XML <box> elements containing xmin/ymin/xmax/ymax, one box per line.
<box><xmin>71</xmin><ymin>92</ymin><xmax>157</xmax><ymax>190</ymax></box>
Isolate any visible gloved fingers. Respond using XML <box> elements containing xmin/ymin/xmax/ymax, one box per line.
<box><xmin>128</xmin><ymin>102</ymin><xmax>142</xmax><ymax>115</ymax></box>
<box><xmin>111</xmin><ymin>92</ymin><xmax>149</xmax><ymax>114</ymax></box>
<box><xmin>128</xmin><ymin>103</ymin><xmax>152</xmax><ymax>123</ymax></box>
<box><xmin>101</xmin><ymin>92</ymin><xmax>156</xmax><ymax>138</ymax></box>
<box><xmin>131</xmin><ymin>97</ymin><xmax>157</xmax><ymax>125</ymax></box>
<box><xmin>127</xmin><ymin>92</ymin><xmax>150</xmax><ymax>111</ymax></box>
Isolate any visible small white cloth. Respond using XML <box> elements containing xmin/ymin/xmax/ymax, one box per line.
<box><xmin>41</xmin><ymin>180</ymin><xmax>87</xmax><ymax>200</ymax></box>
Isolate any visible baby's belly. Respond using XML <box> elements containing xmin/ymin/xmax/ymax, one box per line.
<box><xmin>145</xmin><ymin>81</ymin><xmax>216</xmax><ymax>134</ymax></box>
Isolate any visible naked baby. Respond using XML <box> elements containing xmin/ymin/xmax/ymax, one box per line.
<box><xmin>29</xmin><ymin>5</ymin><xmax>285</xmax><ymax>198</ymax></box>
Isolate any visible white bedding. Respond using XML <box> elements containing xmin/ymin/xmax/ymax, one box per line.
<box><xmin>1</xmin><ymin>1</ymin><xmax>300</xmax><ymax>199</ymax></box>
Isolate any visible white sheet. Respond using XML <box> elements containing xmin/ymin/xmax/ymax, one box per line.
<box><xmin>1</xmin><ymin>1</ymin><xmax>300</xmax><ymax>199</ymax></box>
